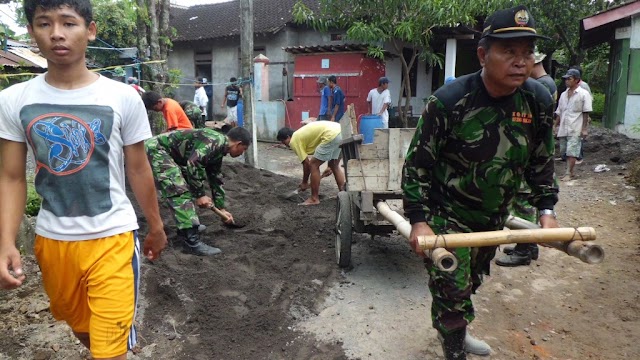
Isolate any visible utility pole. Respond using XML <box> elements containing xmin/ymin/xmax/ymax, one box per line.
<box><xmin>240</xmin><ymin>0</ymin><xmax>256</xmax><ymax>166</ymax></box>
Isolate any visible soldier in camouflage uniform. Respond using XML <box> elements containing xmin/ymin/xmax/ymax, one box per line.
<box><xmin>402</xmin><ymin>6</ymin><xmax>559</xmax><ymax>359</ymax></box>
<box><xmin>179</xmin><ymin>100</ymin><xmax>205</xmax><ymax>129</ymax></box>
<box><xmin>145</xmin><ymin>127</ymin><xmax>251</xmax><ymax>256</ymax></box>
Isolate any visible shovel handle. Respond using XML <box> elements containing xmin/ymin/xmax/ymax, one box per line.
<box><xmin>209</xmin><ymin>204</ymin><xmax>232</xmax><ymax>223</ymax></box>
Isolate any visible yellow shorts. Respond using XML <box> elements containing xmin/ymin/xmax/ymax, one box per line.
<box><xmin>34</xmin><ymin>231</ymin><xmax>140</xmax><ymax>359</ymax></box>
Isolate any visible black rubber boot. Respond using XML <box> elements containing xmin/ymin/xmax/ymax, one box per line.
<box><xmin>439</xmin><ymin>329</ymin><xmax>467</xmax><ymax>360</ymax></box>
<box><xmin>178</xmin><ymin>226</ymin><xmax>221</xmax><ymax>256</ymax></box>
<box><xmin>502</xmin><ymin>243</ymin><xmax>539</xmax><ymax>260</ymax></box>
<box><xmin>495</xmin><ymin>250</ymin><xmax>531</xmax><ymax>267</ymax></box>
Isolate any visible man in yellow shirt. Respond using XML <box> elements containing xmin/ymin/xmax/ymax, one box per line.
<box><xmin>277</xmin><ymin>122</ymin><xmax>345</xmax><ymax>205</ymax></box>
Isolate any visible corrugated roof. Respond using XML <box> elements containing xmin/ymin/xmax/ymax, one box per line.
<box><xmin>580</xmin><ymin>0</ymin><xmax>640</xmax><ymax>48</ymax></box>
<box><xmin>0</xmin><ymin>45</ymin><xmax>47</xmax><ymax>68</ymax></box>
<box><xmin>283</xmin><ymin>43</ymin><xmax>369</xmax><ymax>54</ymax></box>
<box><xmin>171</xmin><ymin>0</ymin><xmax>318</xmax><ymax>42</ymax></box>
<box><xmin>8</xmin><ymin>47</ymin><xmax>48</xmax><ymax>68</ymax></box>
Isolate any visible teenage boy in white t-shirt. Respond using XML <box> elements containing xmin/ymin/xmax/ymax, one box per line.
<box><xmin>366</xmin><ymin>77</ymin><xmax>392</xmax><ymax>128</ymax></box>
<box><xmin>0</xmin><ymin>1</ymin><xmax>167</xmax><ymax>359</ymax></box>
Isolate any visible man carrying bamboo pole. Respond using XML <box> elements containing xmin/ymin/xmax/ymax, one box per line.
<box><xmin>402</xmin><ymin>5</ymin><xmax>559</xmax><ymax>359</ymax></box>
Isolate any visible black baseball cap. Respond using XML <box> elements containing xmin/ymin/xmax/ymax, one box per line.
<box><xmin>482</xmin><ymin>5</ymin><xmax>549</xmax><ymax>40</ymax></box>
<box><xmin>561</xmin><ymin>69</ymin><xmax>581</xmax><ymax>79</ymax></box>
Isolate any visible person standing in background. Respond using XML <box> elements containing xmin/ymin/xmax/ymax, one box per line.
<box><xmin>366</xmin><ymin>77</ymin><xmax>392</xmax><ymax>128</ymax></box>
<box><xmin>222</xmin><ymin>77</ymin><xmax>243</xmax><ymax>127</ymax></box>
<box><xmin>127</xmin><ymin>76</ymin><xmax>145</xmax><ymax>96</ymax></box>
<box><xmin>317</xmin><ymin>76</ymin><xmax>332</xmax><ymax>121</ymax></box>
<box><xmin>193</xmin><ymin>77</ymin><xmax>209</xmax><ymax>127</ymax></box>
<box><xmin>555</xmin><ymin>69</ymin><xmax>592</xmax><ymax>181</ymax></box>
<box><xmin>327</xmin><ymin>75</ymin><xmax>345</xmax><ymax>122</ymax></box>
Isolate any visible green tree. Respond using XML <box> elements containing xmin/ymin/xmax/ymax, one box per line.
<box><xmin>519</xmin><ymin>0</ymin><xmax>621</xmax><ymax>90</ymax></box>
<box><xmin>293</xmin><ymin>0</ymin><xmax>504</xmax><ymax>126</ymax></box>
<box><xmin>11</xmin><ymin>0</ymin><xmax>137</xmax><ymax>67</ymax></box>
<box><xmin>88</xmin><ymin>0</ymin><xmax>137</xmax><ymax>67</ymax></box>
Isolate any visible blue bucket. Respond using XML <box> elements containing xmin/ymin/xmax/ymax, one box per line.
<box><xmin>360</xmin><ymin>115</ymin><xmax>384</xmax><ymax>144</ymax></box>
<box><xmin>237</xmin><ymin>100</ymin><xmax>244</xmax><ymax>127</ymax></box>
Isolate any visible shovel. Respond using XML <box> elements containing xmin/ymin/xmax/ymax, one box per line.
<box><xmin>209</xmin><ymin>205</ymin><xmax>246</xmax><ymax>228</ymax></box>
<box><xmin>280</xmin><ymin>188</ymin><xmax>301</xmax><ymax>200</ymax></box>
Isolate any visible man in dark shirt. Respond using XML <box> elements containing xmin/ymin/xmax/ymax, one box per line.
<box><xmin>328</xmin><ymin>75</ymin><xmax>345</xmax><ymax>122</ymax></box>
<box><xmin>222</xmin><ymin>77</ymin><xmax>243</xmax><ymax>127</ymax></box>
<box><xmin>402</xmin><ymin>6</ymin><xmax>559</xmax><ymax>359</ymax></box>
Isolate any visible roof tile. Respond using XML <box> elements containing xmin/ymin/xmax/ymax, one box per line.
<box><xmin>171</xmin><ymin>0</ymin><xmax>317</xmax><ymax>42</ymax></box>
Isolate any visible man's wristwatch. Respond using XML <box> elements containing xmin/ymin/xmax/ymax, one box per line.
<box><xmin>539</xmin><ymin>209</ymin><xmax>557</xmax><ymax>219</ymax></box>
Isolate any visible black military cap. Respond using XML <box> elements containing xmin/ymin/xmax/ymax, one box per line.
<box><xmin>482</xmin><ymin>5</ymin><xmax>549</xmax><ymax>40</ymax></box>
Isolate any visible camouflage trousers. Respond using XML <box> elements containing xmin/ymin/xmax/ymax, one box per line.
<box><xmin>424</xmin><ymin>216</ymin><xmax>498</xmax><ymax>335</ymax></box>
<box><xmin>146</xmin><ymin>138</ymin><xmax>200</xmax><ymax>230</ymax></box>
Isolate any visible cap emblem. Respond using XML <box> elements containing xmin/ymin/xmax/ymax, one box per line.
<box><xmin>515</xmin><ymin>10</ymin><xmax>529</xmax><ymax>26</ymax></box>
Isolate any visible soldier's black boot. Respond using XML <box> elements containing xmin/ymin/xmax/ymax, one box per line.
<box><xmin>495</xmin><ymin>250</ymin><xmax>531</xmax><ymax>266</ymax></box>
<box><xmin>503</xmin><ymin>243</ymin><xmax>539</xmax><ymax>260</ymax></box>
<box><xmin>178</xmin><ymin>226</ymin><xmax>221</xmax><ymax>256</ymax></box>
<box><xmin>438</xmin><ymin>329</ymin><xmax>467</xmax><ymax>360</ymax></box>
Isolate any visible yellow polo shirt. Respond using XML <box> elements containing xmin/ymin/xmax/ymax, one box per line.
<box><xmin>289</xmin><ymin>121</ymin><xmax>341</xmax><ymax>162</ymax></box>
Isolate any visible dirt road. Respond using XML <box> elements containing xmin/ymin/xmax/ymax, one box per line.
<box><xmin>1</xmin><ymin>127</ymin><xmax>639</xmax><ymax>360</ymax></box>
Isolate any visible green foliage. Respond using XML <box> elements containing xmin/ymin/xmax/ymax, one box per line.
<box><xmin>582</xmin><ymin>44</ymin><xmax>609</xmax><ymax>93</ymax></box>
<box><xmin>293</xmin><ymin>0</ymin><xmax>502</xmax><ymax>65</ymax></box>
<box><xmin>590</xmin><ymin>92</ymin><xmax>605</xmax><ymax>121</ymax></box>
<box><xmin>88</xmin><ymin>0</ymin><xmax>138</xmax><ymax>67</ymax></box>
<box><xmin>292</xmin><ymin>0</ymin><xmax>503</xmax><ymax>126</ymax></box>
<box><xmin>160</xmin><ymin>68</ymin><xmax>182</xmax><ymax>98</ymax></box>
<box><xmin>25</xmin><ymin>182</ymin><xmax>41</xmax><ymax>217</ymax></box>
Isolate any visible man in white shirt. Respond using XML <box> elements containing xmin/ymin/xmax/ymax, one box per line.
<box><xmin>366</xmin><ymin>77</ymin><xmax>392</xmax><ymax>128</ymax></box>
<box><xmin>555</xmin><ymin>69</ymin><xmax>592</xmax><ymax>181</ymax></box>
<box><xmin>194</xmin><ymin>77</ymin><xmax>209</xmax><ymax>121</ymax></box>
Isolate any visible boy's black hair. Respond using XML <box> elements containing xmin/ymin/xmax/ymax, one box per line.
<box><xmin>230</xmin><ymin>77</ymin><xmax>237</xmax><ymax>83</ymax></box>
<box><xmin>141</xmin><ymin>91</ymin><xmax>163</xmax><ymax>110</ymax></box>
<box><xmin>328</xmin><ymin>75</ymin><xmax>337</xmax><ymax>84</ymax></box>
<box><xmin>276</xmin><ymin>127</ymin><xmax>294</xmax><ymax>142</ymax></box>
<box><xmin>227</xmin><ymin>127</ymin><xmax>252</xmax><ymax>146</ymax></box>
<box><xmin>24</xmin><ymin>0</ymin><xmax>93</xmax><ymax>26</ymax></box>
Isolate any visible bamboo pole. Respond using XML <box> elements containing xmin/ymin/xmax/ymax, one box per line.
<box><xmin>416</xmin><ymin>227</ymin><xmax>596</xmax><ymax>250</ymax></box>
<box><xmin>505</xmin><ymin>216</ymin><xmax>604</xmax><ymax>264</ymax></box>
<box><xmin>375</xmin><ymin>201</ymin><xmax>458</xmax><ymax>272</ymax></box>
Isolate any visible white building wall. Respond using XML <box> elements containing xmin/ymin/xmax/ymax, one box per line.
<box><xmin>621</xmin><ymin>95</ymin><xmax>640</xmax><ymax>139</ymax></box>
<box><xmin>630</xmin><ymin>15</ymin><xmax>640</xmax><ymax>48</ymax></box>
<box><xmin>623</xmin><ymin>15</ymin><xmax>640</xmax><ymax>138</ymax></box>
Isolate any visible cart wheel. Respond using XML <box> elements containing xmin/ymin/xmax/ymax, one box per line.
<box><xmin>335</xmin><ymin>191</ymin><xmax>352</xmax><ymax>267</ymax></box>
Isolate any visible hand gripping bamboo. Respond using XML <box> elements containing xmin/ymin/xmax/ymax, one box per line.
<box><xmin>375</xmin><ymin>201</ymin><xmax>458</xmax><ymax>272</ymax></box>
<box><xmin>415</xmin><ymin>220</ymin><xmax>602</xmax><ymax>264</ymax></box>
<box><xmin>505</xmin><ymin>215</ymin><xmax>604</xmax><ymax>264</ymax></box>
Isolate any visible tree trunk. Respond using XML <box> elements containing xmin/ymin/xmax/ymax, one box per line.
<box><xmin>158</xmin><ymin>0</ymin><xmax>170</xmax><ymax>83</ymax></box>
<box><xmin>137</xmin><ymin>0</ymin><xmax>169</xmax><ymax>134</ymax></box>
<box><xmin>240</xmin><ymin>0</ymin><xmax>255</xmax><ymax>166</ymax></box>
<box><xmin>135</xmin><ymin>0</ymin><xmax>148</xmax><ymax>83</ymax></box>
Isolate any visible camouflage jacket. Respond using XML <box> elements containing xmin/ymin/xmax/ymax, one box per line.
<box><xmin>180</xmin><ymin>101</ymin><xmax>203</xmax><ymax>128</ymax></box>
<box><xmin>153</xmin><ymin>128</ymin><xmax>228</xmax><ymax>208</ymax></box>
<box><xmin>402</xmin><ymin>71</ymin><xmax>558</xmax><ymax>232</ymax></box>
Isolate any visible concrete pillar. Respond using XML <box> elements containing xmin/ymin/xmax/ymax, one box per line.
<box><xmin>444</xmin><ymin>38</ymin><xmax>457</xmax><ymax>79</ymax></box>
<box><xmin>254</xmin><ymin>54</ymin><xmax>270</xmax><ymax>101</ymax></box>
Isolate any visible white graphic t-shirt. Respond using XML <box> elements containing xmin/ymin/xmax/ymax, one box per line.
<box><xmin>0</xmin><ymin>74</ymin><xmax>152</xmax><ymax>241</ymax></box>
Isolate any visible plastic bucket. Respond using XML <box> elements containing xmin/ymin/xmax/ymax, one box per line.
<box><xmin>237</xmin><ymin>100</ymin><xmax>244</xmax><ymax>127</ymax></box>
<box><xmin>359</xmin><ymin>115</ymin><xmax>384</xmax><ymax>144</ymax></box>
